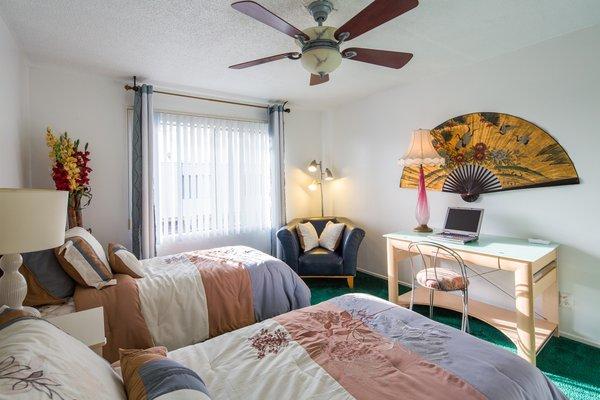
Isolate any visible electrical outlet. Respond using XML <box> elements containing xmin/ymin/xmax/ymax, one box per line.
<box><xmin>559</xmin><ymin>292</ymin><xmax>573</xmax><ymax>308</ymax></box>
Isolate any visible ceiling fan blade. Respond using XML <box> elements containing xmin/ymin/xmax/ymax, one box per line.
<box><xmin>229</xmin><ymin>52</ymin><xmax>301</xmax><ymax>69</ymax></box>
<box><xmin>343</xmin><ymin>48</ymin><xmax>413</xmax><ymax>69</ymax></box>
<box><xmin>310</xmin><ymin>74</ymin><xmax>330</xmax><ymax>86</ymax></box>
<box><xmin>335</xmin><ymin>0</ymin><xmax>419</xmax><ymax>41</ymax></box>
<box><xmin>232</xmin><ymin>1</ymin><xmax>309</xmax><ymax>40</ymax></box>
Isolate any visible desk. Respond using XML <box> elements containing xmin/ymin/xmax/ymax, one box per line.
<box><xmin>384</xmin><ymin>231</ymin><xmax>559</xmax><ymax>365</ymax></box>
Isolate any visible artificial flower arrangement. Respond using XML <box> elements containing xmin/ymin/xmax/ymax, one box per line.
<box><xmin>45</xmin><ymin>127</ymin><xmax>92</xmax><ymax>228</ymax></box>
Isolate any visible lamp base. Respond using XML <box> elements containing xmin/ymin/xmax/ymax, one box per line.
<box><xmin>0</xmin><ymin>253</ymin><xmax>27</xmax><ymax>309</ymax></box>
<box><xmin>413</xmin><ymin>224</ymin><xmax>433</xmax><ymax>233</ymax></box>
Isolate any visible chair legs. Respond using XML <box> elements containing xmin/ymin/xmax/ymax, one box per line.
<box><xmin>409</xmin><ymin>278</ymin><xmax>415</xmax><ymax>310</ymax></box>
<box><xmin>461</xmin><ymin>290</ymin><xmax>470</xmax><ymax>333</ymax></box>
<box><xmin>346</xmin><ymin>276</ymin><xmax>354</xmax><ymax>289</ymax></box>
<box><xmin>429</xmin><ymin>289</ymin><xmax>434</xmax><ymax>319</ymax></box>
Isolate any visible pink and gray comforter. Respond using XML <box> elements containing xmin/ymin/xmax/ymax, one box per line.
<box><xmin>170</xmin><ymin>293</ymin><xmax>566</xmax><ymax>400</ymax></box>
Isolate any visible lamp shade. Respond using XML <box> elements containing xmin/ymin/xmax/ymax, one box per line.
<box><xmin>398</xmin><ymin>129</ymin><xmax>445</xmax><ymax>166</ymax></box>
<box><xmin>0</xmin><ymin>189</ymin><xmax>68</xmax><ymax>254</ymax></box>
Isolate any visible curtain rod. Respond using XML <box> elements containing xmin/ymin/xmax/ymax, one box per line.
<box><xmin>124</xmin><ymin>84</ymin><xmax>290</xmax><ymax>113</ymax></box>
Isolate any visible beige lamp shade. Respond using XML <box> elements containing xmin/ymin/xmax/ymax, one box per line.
<box><xmin>0</xmin><ymin>189</ymin><xmax>68</xmax><ymax>254</ymax></box>
<box><xmin>398</xmin><ymin>129</ymin><xmax>446</xmax><ymax>166</ymax></box>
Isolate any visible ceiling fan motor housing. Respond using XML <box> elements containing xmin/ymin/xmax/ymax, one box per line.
<box><xmin>307</xmin><ymin>0</ymin><xmax>334</xmax><ymax>25</ymax></box>
<box><xmin>297</xmin><ymin>26</ymin><xmax>342</xmax><ymax>77</ymax></box>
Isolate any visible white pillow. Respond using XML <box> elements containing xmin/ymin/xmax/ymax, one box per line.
<box><xmin>0</xmin><ymin>308</ymin><xmax>126</xmax><ymax>399</ymax></box>
<box><xmin>297</xmin><ymin>222</ymin><xmax>319</xmax><ymax>252</ymax></box>
<box><xmin>319</xmin><ymin>221</ymin><xmax>345</xmax><ymax>251</ymax></box>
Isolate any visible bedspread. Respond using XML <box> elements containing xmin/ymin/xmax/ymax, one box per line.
<box><xmin>74</xmin><ymin>246</ymin><xmax>311</xmax><ymax>362</ymax></box>
<box><xmin>169</xmin><ymin>293</ymin><xmax>566</xmax><ymax>400</ymax></box>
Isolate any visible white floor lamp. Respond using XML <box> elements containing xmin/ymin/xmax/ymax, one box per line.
<box><xmin>0</xmin><ymin>189</ymin><xmax>68</xmax><ymax>315</ymax></box>
<box><xmin>307</xmin><ymin>160</ymin><xmax>334</xmax><ymax>217</ymax></box>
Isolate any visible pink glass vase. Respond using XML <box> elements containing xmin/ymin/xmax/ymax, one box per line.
<box><xmin>414</xmin><ymin>165</ymin><xmax>432</xmax><ymax>232</ymax></box>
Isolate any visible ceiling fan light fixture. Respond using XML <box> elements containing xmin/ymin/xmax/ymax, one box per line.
<box><xmin>297</xmin><ymin>26</ymin><xmax>342</xmax><ymax>76</ymax></box>
<box><xmin>301</xmin><ymin>47</ymin><xmax>342</xmax><ymax>76</ymax></box>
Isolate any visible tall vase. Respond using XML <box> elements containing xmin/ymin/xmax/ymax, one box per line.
<box><xmin>414</xmin><ymin>165</ymin><xmax>432</xmax><ymax>232</ymax></box>
<box><xmin>67</xmin><ymin>193</ymin><xmax>83</xmax><ymax>229</ymax></box>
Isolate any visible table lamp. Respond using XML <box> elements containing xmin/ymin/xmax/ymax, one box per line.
<box><xmin>398</xmin><ymin>129</ymin><xmax>445</xmax><ymax>232</ymax></box>
<box><xmin>0</xmin><ymin>189</ymin><xmax>68</xmax><ymax>314</ymax></box>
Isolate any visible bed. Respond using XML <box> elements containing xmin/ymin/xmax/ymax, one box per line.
<box><xmin>3</xmin><ymin>293</ymin><xmax>566</xmax><ymax>400</ymax></box>
<box><xmin>40</xmin><ymin>245</ymin><xmax>311</xmax><ymax>362</ymax></box>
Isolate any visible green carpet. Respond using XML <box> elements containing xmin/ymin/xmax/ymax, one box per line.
<box><xmin>305</xmin><ymin>272</ymin><xmax>600</xmax><ymax>400</ymax></box>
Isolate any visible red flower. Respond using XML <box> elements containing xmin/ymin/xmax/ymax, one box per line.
<box><xmin>474</xmin><ymin>142</ymin><xmax>487</xmax><ymax>152</ymax></box>
<box><xmin>51</xmin><ymin>163</ymin><xmax>70</xmax><ymax>191</ymax></box>
<box><xmin>473</xmin><ymin>151</ymin><xmax>487</xmax><ymax>162</ymax></box>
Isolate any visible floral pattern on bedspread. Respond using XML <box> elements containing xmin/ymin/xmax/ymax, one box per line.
<box><xmin>330</xmin><ymin>294</ymin><xmax>452</xmax><ymax>362</ymax></box>
<box><xmin>248</xmin><ymin>328</ymin><xmax>290</xmax><ymax>359</ymax></box>
<box><xmin>273</xmin><ymin>299</ymin><xmax>487</xmax><ymax>400</ymax></box>
<box><xmin>0</xmin><ymin>356</ymin><xmax>65</xmax><ymax>400</ymax></box>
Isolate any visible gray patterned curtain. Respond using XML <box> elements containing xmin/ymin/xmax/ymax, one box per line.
<box><xmin>269</xmin><ymin>103</ymin><xmax>287</xmax><ymax>258</ymax></box>
<box><xmin>131</xmin><ymin>84</ymin><xmax>156</xmax><ymax>259</ymax></box>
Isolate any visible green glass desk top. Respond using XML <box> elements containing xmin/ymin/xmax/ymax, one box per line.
<box><xmin>383</xmin><ymin>231</ymin><xmax>558</xmax><ymax>263</ymax></box>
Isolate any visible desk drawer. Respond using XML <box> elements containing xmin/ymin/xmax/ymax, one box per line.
<box><xmin>389</xmin><ymin>239</ymin><xmax>526</xmax><ymax>271</ymax></box>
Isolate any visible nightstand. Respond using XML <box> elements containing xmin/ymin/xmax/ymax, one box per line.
<box><xmin>46</xmin><ymin>307</ymin><xmax>106</xmax><ymax>356</ymax></box>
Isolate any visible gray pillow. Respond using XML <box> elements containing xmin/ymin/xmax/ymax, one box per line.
<box><xmin>20</xmin><ymin>249</ymin><xmax>76</xmax><ymax>306</ymax></box>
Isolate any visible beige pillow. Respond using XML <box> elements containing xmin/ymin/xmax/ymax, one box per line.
<box><xmin>108</xmin><ymin>243</ymin><xmax>145</xmax><ymax>278</ymax></box>
<box><xmin>319</xmin><ymin>221</ymin><xmax>345</xmax><ymax>251</ymax></box>
<box><xmin>297</xmin><ymin>222</ymin><xmax>319</xmax><ymax>252</ymax></box>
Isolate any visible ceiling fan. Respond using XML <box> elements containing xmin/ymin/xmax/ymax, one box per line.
<box><xmin>229</xmin><ymin>0</ymin><xmax>419</xmax><ymax>86</ymax></box>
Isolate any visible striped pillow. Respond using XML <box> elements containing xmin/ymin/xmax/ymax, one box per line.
<box><xmin>120</xmin><ymin>346</ymin><xmax>211</xmax><ymax>400</ymax></box>
<box><xmin>55</xmin><ymin>227</ymin><xmax>116</xmax><ymax>289</ymax></box>
<box><xmin>0</xmin><ymin>306</ymin><xmax>38</xmax><ymax>328</ymax></box>
<box><xmin>108</xmin><ymin>243</ymin><xmax>145</xmax><ymax>278</ymax></box>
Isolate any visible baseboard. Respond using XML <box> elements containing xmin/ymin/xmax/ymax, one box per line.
<box><xmin>356</xmin><ymin>267</ymin><xmax>600</xmax><ymax>349</ymax></box>
<box><xmin>357</xmin><ymin>267</ymin><xmax>411</xmax><ymax>287</ymax></box>
<box><xmin>558</xmin><ymin>331</ymin><xmax>600</xmax><ymax>349</ymax></box>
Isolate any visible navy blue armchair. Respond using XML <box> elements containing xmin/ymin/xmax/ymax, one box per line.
<box><xmin>276</xmin><ymin>217</ymin><xmax>365</xmax><ymax>288</ymax></box>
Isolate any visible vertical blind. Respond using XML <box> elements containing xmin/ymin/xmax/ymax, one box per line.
<box><xmin>155</xmin><ymin>112</ymin><xmax>272</xmax><ymax>247</ymax></box>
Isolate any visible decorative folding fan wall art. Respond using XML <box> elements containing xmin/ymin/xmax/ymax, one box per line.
<box><xmin>399</xmin><ymin>112</ymin><xmax>579</xmax><ymax>202</ymax></box>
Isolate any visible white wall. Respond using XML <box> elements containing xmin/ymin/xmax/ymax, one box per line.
<box><xmin>28</xmin><ymin>66</ymin><xmax>131</xmax><ymax>248</ymax></box>
<box><xmin>26</xmin><ymin>65</ymin><xmax>322</xmax><ymax>250</ymax></box>
<box><xmin>285</xmin><ymin>108</ymin><xmax>323</xmax><ymax>220</ymax></box>
<box><xmin>322</xmin><ymin>25</ymin><xmax>600</xmax><ymax>346</ymax></box>
<box><xmin>0</xmin><ymin>15</ymin><xmax>28</xmax><ymax>187</ymax></box>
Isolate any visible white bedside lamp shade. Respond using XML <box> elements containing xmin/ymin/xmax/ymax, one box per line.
<box><xmin>0</xmin><ymin>189</ymin><xmax>68</xmax><ymax>310</ymax></box>
<box><xmin>398</xmin><ymin>129</ymin><xmax>445</xmax><ymax>166</ymax></box>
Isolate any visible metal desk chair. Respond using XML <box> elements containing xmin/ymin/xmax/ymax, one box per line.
<box><xmin>408</xmin><ymin>241</ymin><xmax>470</xmax><ymax>333</ymax></box>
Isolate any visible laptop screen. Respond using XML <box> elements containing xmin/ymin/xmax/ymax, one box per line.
<box><xmin>444</xmin><ymin>208</ymin><xmax>483</xmax><ymax>234</ymax></box>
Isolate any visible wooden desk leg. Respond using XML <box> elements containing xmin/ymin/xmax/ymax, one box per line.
<box><xmin>387</xmin><ymin>240</ymin><xmax>399</xmax><ymax>304</ymax></box>
<box><xmin>515</xmin><ymin>263</ymin><xmax>536</xmax><ymax>365</ymax></box>
<box><xmin>542</xmin><ymin>279</ymin><xmax>560</xmax><ymax>331</ymax></box>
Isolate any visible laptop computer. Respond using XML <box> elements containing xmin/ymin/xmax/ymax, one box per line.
<box><xmin>428</xmin><ymin>207</ymin><xmax>484</xmax><ymax>244</ymax></box>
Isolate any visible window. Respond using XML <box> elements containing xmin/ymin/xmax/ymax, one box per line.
<box><xmin>154</xmin><ymin>112</ymin><xmax>272</xmax><ymax>250</ymax></box>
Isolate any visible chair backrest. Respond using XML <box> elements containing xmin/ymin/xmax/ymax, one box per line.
<box><xmin>407</xmin><ymin>241</ymin><xmax>468</xmax><ymax>286</ymax></box>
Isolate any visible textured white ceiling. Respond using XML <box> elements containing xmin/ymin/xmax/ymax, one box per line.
<box><xmin>1</xmin><ymin>0</ymin><xmax>600</xmax><ymax>107</ymax></box>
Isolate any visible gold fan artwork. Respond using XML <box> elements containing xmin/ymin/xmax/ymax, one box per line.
<box><xmin>399</xmin><ymin>112</ymin><xmax>579</xmax><ymax>202</ymax></box>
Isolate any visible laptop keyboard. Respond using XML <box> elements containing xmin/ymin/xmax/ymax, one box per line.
<box><xmin>428</xmin><ymin>232</ymin><xmax>477</xmax><ymax>243</ymax></box>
